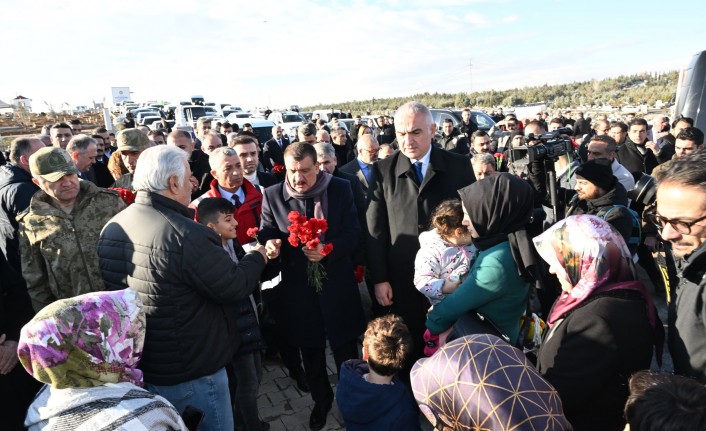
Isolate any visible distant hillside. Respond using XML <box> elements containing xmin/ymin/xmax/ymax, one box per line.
<box><xmin>304</xmin><ymin>71</ymin><xmax>678</xmax><ymax>113</ymax></box>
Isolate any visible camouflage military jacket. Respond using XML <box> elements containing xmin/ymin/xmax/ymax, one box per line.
<box><xmin>17</xmin><ymin>180</ymin><xmax>125</xmax><ymax>311</ymax></box>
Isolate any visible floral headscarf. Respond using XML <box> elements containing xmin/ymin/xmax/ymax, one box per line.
<box><xmin>533</xmin><ymin>215</ymin><xmax>652</xmax><ymax>326</ymax></box>
<box><xmin>18</xmin><ymin>289</ymin><xmax>145</xmax><ymax>389</ymax></box>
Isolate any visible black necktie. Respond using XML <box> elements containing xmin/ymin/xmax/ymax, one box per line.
<box><xmin>232</xmin><ymin>195</ymin><xmax>242</xmax><ymax>209</ymax></box>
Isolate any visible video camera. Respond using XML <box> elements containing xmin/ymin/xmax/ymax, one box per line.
<box><xmin>508</xmin><ymin>128</ymin><xmax>574</xmax><ymax>165</ymax></box>
<box><xmin>525</xmin><ymin>128</ymin><xmax>574</xmax><ymax>162</ymax></box>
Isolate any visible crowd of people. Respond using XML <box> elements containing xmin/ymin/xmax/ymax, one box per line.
<box><xmin>1</xmin><ymin>101</ymin><xmax>706</xmax><ymax>431</ymax></box>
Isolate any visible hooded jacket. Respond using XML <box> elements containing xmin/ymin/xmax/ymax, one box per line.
<box><xmin>17</xmin><ymin>180</ymin><xmax>125</xmax><ymax>311</ymax></box>
<box><xmin>336</xmin><ymin>359</ymin><xmax>420</xmax><ymax>431</ymax></box>
<box><xmin>0</xmin><ymin>163</ymin><xmax>39</xmax><ymax>272</ymax></box>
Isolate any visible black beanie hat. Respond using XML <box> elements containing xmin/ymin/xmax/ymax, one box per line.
<box><xmin>575</xmin><ymin>159</ymin><xmax>615</xmax><ymax>191</ymax></box>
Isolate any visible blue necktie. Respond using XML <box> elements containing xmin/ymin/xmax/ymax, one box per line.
<box><xmin>232</xmin><ymin>194</ymin><xmax>242</xmax><ymax>209</ymax></box>
<box><xmin>413</xmin><ymin>161</ymin><xmax>423</xmax><ymax>184</ymax></box>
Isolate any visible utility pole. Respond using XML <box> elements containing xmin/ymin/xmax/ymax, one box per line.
<box><xmin>468</xmin><ymin>57</ymin><xmax>473</xmax><ymax>95</ymax></box>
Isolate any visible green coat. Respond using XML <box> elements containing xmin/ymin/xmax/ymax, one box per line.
<box><xmin>426</xmin><ymin>241</ymin><xmax>529</xmax><ymax>343</ymax></box>
<box><xmin>17</xmin><ymin>180</ymin><xmax>125</xmax><ymax>311</ymax></box>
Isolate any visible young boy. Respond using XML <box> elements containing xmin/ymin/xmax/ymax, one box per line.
<box><xmin>197</xmin><ymin>197</ymin><xmax>269</xmax><ymax>431</ymax></box>
<box><xmin>336</xmin><ymin>315</ymin><xmax>421</xmax><ymax>431</ymax></box>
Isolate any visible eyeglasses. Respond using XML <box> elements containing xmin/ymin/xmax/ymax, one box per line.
<box><xmin>645</xmin><ymin>207</ymin><xmax>706</xmax><ymax>235</ymax></box>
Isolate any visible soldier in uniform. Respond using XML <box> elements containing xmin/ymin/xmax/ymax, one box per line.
<box><xmin>112</xmin><ymin>129</ymin><xmax>150</xmax><ymax>190</ymax></box>
<box><xmin>17</xmin><ymin>147</ymin><xmax>125</xmax><ymax>312</ymax></box>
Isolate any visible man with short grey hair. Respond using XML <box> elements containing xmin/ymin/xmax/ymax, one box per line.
<box><xmin>366</xmin><ymin>101</ymin><xmax>474</xmax><ymax>374</ymax></box>
<box><xmin>339</xmin><ymin>134</ymin><xmax>379</xmax><ymax>193</ymax></box>
<box><xmin>190</xmin><ymin>146</ymin><xmax>264</xmax><ymax>247</ymax></box>
<box><xmin>0</xmin><ymin>137</ymin><xmax>45</xmax><ymax>271</ymax></box>
<box><xmin>330</xmin><ymin>124</ymin><xmax>354</xmax><ymax>165</ymax></box>
<box><xmin>66</xmin><ymin>134</ymin><xmax>98</xmax><ymax>181</ymax></box>
<box><xmin>98</xmin><ymin>145</ymin><xmax>280</xmax><ymax>431</ymax></box>
<box><xmin>18</xmin><ymin>147</ymin><xmax>125</xmax><ymax>311</ymax></box>
<box><xmin>471</xmin><ymin>152</ymin><xmax>498</xmax><ymax>180</ymax></box>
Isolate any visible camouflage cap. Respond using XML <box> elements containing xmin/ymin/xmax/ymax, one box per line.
<box><xmin>117</xmin><ymin>128</ymin><xmax>149</xmax><ymax>152</ymax></box>
<box><xmin>29</xmin><ymin>147</ymin><xmax>80</xmax><ymax>182</ymax></box>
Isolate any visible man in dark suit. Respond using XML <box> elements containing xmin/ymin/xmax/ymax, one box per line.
<box><xmin>231</xmin><ymin>134</ymin><xmax>278</xmax><ymax>189</ymax></box>
<box><xmin>259</xmin><ymin>142</ymin><xmax>365</xmax><ymax>430</ymax></box>
<box><xmin>261</xmin><ymin>125</ymin><xmax>290</xmax><ymax>172</ymax></box>
<box><xmin>339</xmin><ymin>134</ymin><xmax>379</xmax><ymax>196</ymax></box>
<box><xmin>366</xmin><ymin>102</ymin><xmax>474</xmax><ymax>375</ymax></box>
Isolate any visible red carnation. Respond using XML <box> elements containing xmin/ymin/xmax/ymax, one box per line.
<box><xmin>273</xmin><ymin>164</ymin><xmax>285</xmax><ymax>174</ymax></box>
<box><xmin>246</xmin><ymin>227</ymin><xmax>259</xmax><ymax>238</ymax></box>
<box><xmin>109</xmin><ymin>187</ymin><xmax>136</xmax><ymax>206</ymax></box>
<box><xmin>354</xmin><ymin>265</ymin><xmax>365</xmax><ymax>283</ymax></box>
<box><xmin>306</xmin><ymin>238</ymin><xmax>320</xmax><ymax>249</ymax></box>
<box><xmin>288</xmin><ymin>233</ymin><xmax>299</xmax><ymax>247</ymax></box>
<box><xmin>288</xmin><ymin>211</ymin><xmax>301</xmax><ymax>223</ymax></box>
<box><xmin>321</xmin><ymin>243</ymin><xmax>333</xmax><ymax>256</ymax></box>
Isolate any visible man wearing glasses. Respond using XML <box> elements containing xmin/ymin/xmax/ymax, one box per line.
<box><xmin>652</xmin><ymin>151</ymin><xmax>706</xmax><ymax>383</ymax></box>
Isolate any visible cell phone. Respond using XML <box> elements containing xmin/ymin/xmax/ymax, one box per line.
<box><xmin>182</xmin><ymin>405</ymin><xmax>205</xmax><ymax>431</ymax></box>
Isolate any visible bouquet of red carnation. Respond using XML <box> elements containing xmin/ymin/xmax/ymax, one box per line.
<box><xmin>287</xmin><ymin>211</ymin><xmax>333</xmax><ymax>293</ymax></box>
<box><xmin>493</xmin><ymin>152</ymin><xmax>505</xmax><ymax>171</ymax></box>
<box><xmin>246</xmin><ymin>227</ymin><xmax>260</xmax><ymax>245</ymax></box>
<box><xmin>109</xmin><ymin>187</ymin><xmax>136</xmax><ymax>206</ymax></box>
<box><xmin>354</xmin><ymin>265</ymin><xmax>365</xmax><ymax>283</ymax></box>
<box><xmin>272</xmin><ymin>164</ymin><xmax>285</xmax><ymax>174</ymax></box>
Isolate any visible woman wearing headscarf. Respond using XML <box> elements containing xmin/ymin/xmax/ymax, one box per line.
<box><xmin>425</xmin><ymin>173</ymin><xmax>537</xmax><ymax>345</ymax></box>
<box><xmin>18</xmin><ymin>289</ymin><xmax>187</xmax><ymax>431</ymax></box>
<box><xmin>533</xmin><ymin>215</ymin><xmax>662</xmax><ymax>431</ymax></box>
<box><xmin>411</xmin><ymin>333</ymin><xmax>572</xmax><ymax>431</ymax></box>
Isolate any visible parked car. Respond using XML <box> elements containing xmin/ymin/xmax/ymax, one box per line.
<box><xmin>135</xmin><ymin>110</ymin><xmax>161</xmax><ymax>125</ymax></box>
<box><xmin>227</xmin><ymin>118</ymin><xmax>277</xmax><ymax>145</ymax></box>
<box><xmin>428</xmin><ymin>109</ymin><xmax>496</xmax><ymax>136</ymax></box>
<box><xmin>268</xmin><ymin>111</ymin><xmax>306</xmax><ymax>138</ymax></box>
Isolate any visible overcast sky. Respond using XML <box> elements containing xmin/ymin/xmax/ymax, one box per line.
<box><xmin>2</xmin><ymin>0</ymin><xmax>705</xmax><ymax>111</ymax></box>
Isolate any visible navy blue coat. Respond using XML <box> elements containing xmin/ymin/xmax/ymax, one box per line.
<box><xmin>259</xmin><ymin>176</ymin><xmax>365</xmax><ymax>349</ymax></box>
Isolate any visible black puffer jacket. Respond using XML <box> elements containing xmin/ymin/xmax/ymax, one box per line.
<box><xmin>98</xmin><ymin>191</ymin><xmax>266</xmax><ymax>385</ymax></box>
<box><xmin>0</xmin><ymin>163</ymin><xmax>39</xmax><ymax>272</ymax></box>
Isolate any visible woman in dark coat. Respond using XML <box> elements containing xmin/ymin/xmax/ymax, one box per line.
<box><xmin>534</xmin><ymin>215</ymin><xmax>662</xmax><ymax>431</ymax></box>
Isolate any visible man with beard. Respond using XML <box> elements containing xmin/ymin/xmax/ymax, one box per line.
<box><xmin>259</xmin><ymin>142</ymin><xmax>365</xmax><ymax>430</ymax></box>
<box><xmin>231</xmin><ymin>135</ymin><xmax>277</xmax><ymax>189</ymax></box>
<box><xmin>436</xmin><ymin>119</ymin><xmax>469</xmax><ymax>155</ymax></box>
<box><xmin>112</xmin><ymin>129</ymin><xmax>149</xmax><ymax>190</ymax></box>
<box><xmin>90</xmin><ymin>133</ymin><xmax>114</xmax><ymax>187</ymax></box>
<box><xmin>653</xmin><ymin>152</ymin><xmax>706</xmax><ymax>383</ymax></box>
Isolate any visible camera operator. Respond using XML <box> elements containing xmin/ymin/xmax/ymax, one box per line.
<box><xmin>508</xmin><ymin>121</ymin><xmax>545</xmax><ymax>180</ymax></box>
<box><xmin>525</xmin><ymin>125</ymin><xmax>581</xmax><ymax>228</ymax></box>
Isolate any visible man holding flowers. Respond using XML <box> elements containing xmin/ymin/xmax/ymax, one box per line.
<box><xmin>258</xmin><ymin>142</ymin><xmax>366</xmax><ymax>430</ymax></box>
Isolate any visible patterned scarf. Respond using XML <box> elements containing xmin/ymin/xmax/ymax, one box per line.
<box><xmin>533</xmin><ymin>215</ymin><xmax>657</xmax><ymax>327</ymax></box>
<box><xmin>19</xmin><ymin>289</ymin><xmax>146</xmax><ymax>389</ymax></box>
<box><xmin>411</xmin><ymin>334</ymin><xmax>571</xmax><ymax>431</ymax></box>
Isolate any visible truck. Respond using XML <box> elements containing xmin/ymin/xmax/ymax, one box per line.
<box><xmin>674</xmin><ymin>49</ymin><xmax>706</xmax><ymax>132</ymax></box>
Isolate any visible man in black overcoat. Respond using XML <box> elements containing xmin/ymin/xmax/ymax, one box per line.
<box><xmin>366</xmin><ymin>101</ymin><xmax>474</xmax><ymax>376</ymax></box>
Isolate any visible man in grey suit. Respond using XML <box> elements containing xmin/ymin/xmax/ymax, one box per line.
<box><xmin>366</xmin><ymin>102</ymin><xmax>474</xmax><ymax>376</ymax></box>
<box><xmin>339</xmin><ymin>134</ymin><xmax>379</xmax><ymax>195</ymax></box>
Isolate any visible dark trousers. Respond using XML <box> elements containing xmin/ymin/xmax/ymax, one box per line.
<box><xmin>0</xmin><ymin>364</ymin><xmax>42</xmax><ymax>431</ymax></box>
<box><xmin>300</xmin><ymin>340</ymin><xmax>358</xmax><ymax>406</ymax></box>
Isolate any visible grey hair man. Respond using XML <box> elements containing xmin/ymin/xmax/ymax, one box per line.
<box><xmin>365</xmin><ymin>101</ymin><xmax>474</xmax><ymax>376</ymax></box>
<box><xmin>339</xmin><ymin>134</ymin><xmax>379</xmax><ymax>192</ymax></box>
<box><xmin>65</xmin><ymin>134</ymin><xmax>98</xmax><ymax>179</ymax></box>
<box><xmin>98</xmin><ymin>145</ymin><xmax>280</xmax><ymax>429</ymax></box>
<box><xmin>471</xmin><ymin>152</ymin><xmax>498</xmax><ymax>180</ymax></box>
<box><xmin>0</xmin><ymin>137</ymin><xmax>45</xmax><ymax>271</ymax></box>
